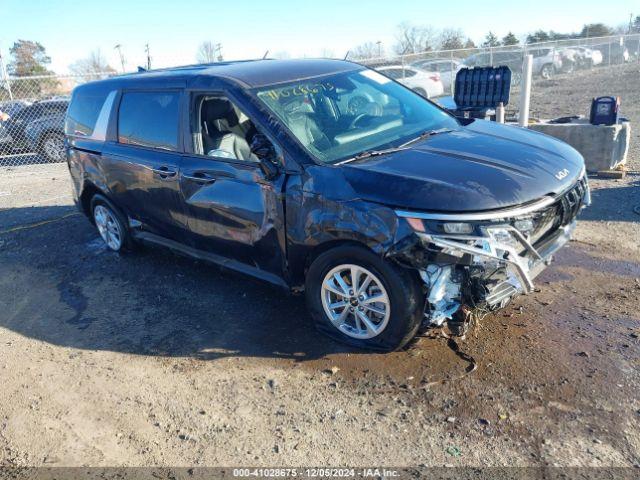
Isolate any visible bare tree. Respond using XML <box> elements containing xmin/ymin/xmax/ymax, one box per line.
<box><xmin>197</xmin><ymin>41</ymin><xmax>221</xmax><ymax>63</ymax></box>
<box><xmin>393</xmin><ymin>22</ymin><xmax>438</xmax><ymax>55</ymax></box>
<box><xmin>350</xmin><ymin>42</ymin><xmax>379</xmax><ymax>60</ymax></box>
<box><xmin>439</xmin><ymin>28</ymin><xmax>465</xmax><ymax>50</ymax></box>
<box><xmin>69</xmin><ymin>49</ymin><xmax>116</xmax><ymax>80</ymax></box>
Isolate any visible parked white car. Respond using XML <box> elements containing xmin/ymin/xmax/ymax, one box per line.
<box><xmin>574</xmin><ymin>47</ymin><xmax>603</xmax><ymax>67</ymax></box>
<box><xmin>376</xmin><ymin>65</ymin><xmax>445</xmax><ymax>98</ymax></box>
<box><xmin>410</xmin><ymin>58</ymin><xmax>462</xmax><ymax>93</ymax></box>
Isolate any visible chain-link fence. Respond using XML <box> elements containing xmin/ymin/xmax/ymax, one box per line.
<box><xmin>1</xmin><ymin>33</ymin><xmax>639</xmax><ymax>168</ymax></box>
<box><xmin>358</xmin><ymin>33</ymin><xmax>640</xmax><ymax>118</ymax></box>
<box><xmin>0</xmin><ymin>72</ymin><xmax>115</xmax><ymax>167</ymax></box>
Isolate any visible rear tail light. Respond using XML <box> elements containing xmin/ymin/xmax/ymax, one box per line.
<box><xmin>429</xmin><ymin>73</ymin><xmax>441</xmax><ymax>82</ymax></box>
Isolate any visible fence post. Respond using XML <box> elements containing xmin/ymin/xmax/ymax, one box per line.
<box><xmin>608</xmin><ymin>42</ymin><xmax>612</xmax><ymax>66</ymax></box>
<box><xmin>450</xmin><ymin>51</ymin><xmax>455</xmax><ymax>95</ymax></box>
<box><xmin>496</xmin><ymin>102</ymin><xmax>505</xmax><ymax>123</ymax></box>
<box><xmin>518</xmin><ymin>54</ymin><xmax>533</xmax><ymax>127</ymax></box>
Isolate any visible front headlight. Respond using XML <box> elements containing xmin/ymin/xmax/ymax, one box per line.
<box><xmin>403</xmin><ymin>216</ymin><xmax>476</xmax><ymax>236</ymax></box>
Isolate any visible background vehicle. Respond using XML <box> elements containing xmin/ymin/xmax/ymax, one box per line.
<box><xmin>1</xmin><ymin>99</ymin><xmax>68</xmax><ymax>153</ymax></box>
<box><xmin>464</xmin><ymin>48</ymin><xmax>561</xmax><ymax>80</ymax></box>
<box><xmin>574</xmin><ymin>46</ymin><xmax>603</xmax><ymax>68</ymax></box>
<box><xmin>376</xmin><ymin>65</ymin><xmax>444</xmax><ymax>98</ymax></box>
<box><xmin>589</xmin><ymin>42</ymin><xmax>630</xmax><ymax>64</ymax></box>
<box><xmin>557</xmin><ymin>47</ymin><xmax>579</xmax><ymax>73</ymax></box>
<box><xmin>66</xmin><ymin>59</ymin><xmax>588</xmax><ymax>351</ymax></box>
<box><xmin>462</xmin><ymin>51</ymin><xmax>524</xmax><ymax>84</ymax></box>
<box><xmin>0</xmin><ymin>100</ymin><xmax>32</xmax><ymax>151</ymax></box>
<box><xmin>529</xmin><ymin>48</ymin><xmax>563</xmax><ymax>79</ymax></box>
<box><xmin>410</xmin><ymin>58</ymin><xmax>462</xmax><ymax>92</ymax></box>
<box><xmin>24</xmin><ymin>111</ymin><xmax>66</xmax><ymax>162</ymax></box>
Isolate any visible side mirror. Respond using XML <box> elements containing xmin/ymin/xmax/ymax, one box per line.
<box><xmin>259</xmin><ymin>157</ymin><xmax>280</xmax><ymax>180</ymax></box>
<box><xmin>251</xmin><ymin>133</ymin><xmax>280</xmax><ymax>180</ymax></box>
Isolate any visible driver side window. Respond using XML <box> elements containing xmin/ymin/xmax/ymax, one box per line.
<box><xmin>192</xmin><ymin>94</ymin><xmax>273</xmax><ymax>163</ymax></box>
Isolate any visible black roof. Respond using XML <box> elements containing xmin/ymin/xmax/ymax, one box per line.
<box><xmin>86</xmin><ymin>59</ymin><xmax>363</xmax><ymax>90</ymax></box>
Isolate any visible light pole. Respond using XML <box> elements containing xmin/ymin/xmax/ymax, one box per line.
<box><xmin>145</xmin><ymin>43</ymin><xmax>151</xmax><ymax>70</ymax></box>
<box><xmin>376</xmin><ymin>40</ymin><xmax>382</xmax><ymax>58</ymax></box>
<box><xmin>114</xmin><ymin>44</ymin><xmax>126</xmax><ymax>73</ymax></box>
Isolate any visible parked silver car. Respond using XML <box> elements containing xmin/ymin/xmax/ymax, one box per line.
<box><xmin>529</xmin><ymin>48</ymin><xmax>563</xmax><ymax>79</ymax></box>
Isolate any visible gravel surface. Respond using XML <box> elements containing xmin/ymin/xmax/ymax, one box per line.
<box><xmin>0</xmin><ymin>64</ymin><xmax>638</xmax><ymax>468</ymax></box>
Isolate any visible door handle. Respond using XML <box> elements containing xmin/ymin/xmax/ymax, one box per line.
<box><xmin>151</xmin><ymin>166</ymin><xmax>177</xmax><ymax>178</ymax></box>
<box><xmin>182</xmin><ymin>172</ymin><xmax>216</xmax><ymax>184</ymax></box>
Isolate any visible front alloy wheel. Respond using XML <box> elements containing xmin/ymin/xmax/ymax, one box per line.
<box><xmin>306</xmin><ymin>245</ymin><xmax>424</xmax><ymax>351</ymax></box>
<box><xmin>93</xmin><ymin>204</ymin><xmax>123</xmax><ymax>251</ymax></box>
<box><xmin>321</xmin><ymin>264</ymin><xmax>391</xmax><ymax>339</ymax></box>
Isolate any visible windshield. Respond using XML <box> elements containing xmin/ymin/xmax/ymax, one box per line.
<box><xmin>253</xmin><ymin>69</ymin><xmax>459</xmax><ymax>164</ymax></box>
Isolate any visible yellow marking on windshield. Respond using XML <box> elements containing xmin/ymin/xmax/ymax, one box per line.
<box><xmin>260</xmin><ymin>82</ymin><xmax>335</xmax><ymax>101</ymax></box>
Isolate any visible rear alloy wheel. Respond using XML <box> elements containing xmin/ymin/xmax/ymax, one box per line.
<box><xmin>94</xmin><ymin>205</ymin><xmax>123</xmax><ymax>251</ymax></box>
<box><xmin>90</xmin><ymin>195</ymin><xmax>133</xmax><ymax>252</ymax></box>
<box><xmin>39</xmin><ymin>132</ymin><xmax>65</xmax><ymax>163</ymax></box>
<box><xmin>306</xmin><ymin>245</ymin><xmax>423</xmax><ymax>351</ymax></box>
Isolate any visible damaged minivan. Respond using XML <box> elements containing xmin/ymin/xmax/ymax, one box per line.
<box><xmin>65</xmin><ymin>59</ymin><xmax>589</xmax><ymax>351</ymax></box>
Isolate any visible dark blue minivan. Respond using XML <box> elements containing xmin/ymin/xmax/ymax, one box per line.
<box><xmin>65</xmin><ymin>59</ymin><xmax>589</xmax><ymax>351</ymax></box>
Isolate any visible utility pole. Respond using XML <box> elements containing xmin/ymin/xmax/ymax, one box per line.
<box><xmin>215</xmin><ymin>43</ymin><xmax>223</xmax><ymax>62</ymax></box>
<box><xmin>376</xmin><ymin>40</ymin><xmax>382</xmax><ymax>58</ymax></box>
<box><xmin>0</xmin><ymin>44</ymin><xmax>13</xmax><ymax>100</ymax></box>
<box><xmin>114</xmin><ymin>44</ymin><xmax>126</xmax><ymax>73</ymax></box>
<box><xmin>629</xmin><ymin>13</ymin><xmax>634</xmax><ymax>34</ymax></box>
<box><xmin>145</xmin><ymin>43</ymin><xmax>151</xmax><ymax>70</ymax></box>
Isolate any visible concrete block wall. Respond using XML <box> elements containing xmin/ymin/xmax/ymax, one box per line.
<box><xmin>529</xmin><ymin>119</ymin><xmax>631</xmax><ymax>172</ymax></box>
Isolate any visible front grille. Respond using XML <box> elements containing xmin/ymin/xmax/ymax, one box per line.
<box><xmin>523</xmin><ymin>176</ymin><xmax>588</xmax><ymax>246</ymax></box>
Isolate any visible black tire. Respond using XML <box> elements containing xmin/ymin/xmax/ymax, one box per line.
<box><xmin>540</xmin><ymin>64</ymin><xmax>554</xmax><ymax>80</ymax></box>
<box><xmin>413</xmin><ymin>87</ymin><xmax>428</xmax><ymax>99</ymax></box>
<box><xmin>38</xmin><ymin>132</ymin><xmax>65</xmax><ymax>163</ymax></box>
<box><xmin>90</xmin><ymin>194</ymin><xmax>134</xmax><ymax>252</ymax></box>
<box><xmin>305</xmin><ymin>245</ymin><xmax>424</xmax><ymax>352</ymax></box>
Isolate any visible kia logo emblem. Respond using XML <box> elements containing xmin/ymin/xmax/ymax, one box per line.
<box><xmin>555</xmin><ymin>168</ymin><xmax>569</xmax><ymax>180</ymax></box>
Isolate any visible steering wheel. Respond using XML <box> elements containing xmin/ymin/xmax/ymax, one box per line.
<box><xmin>347</xmin><ymin>95</ymin><xmax>369</xmax><ymax>115</ymax></box>
<box><xmin>348</xmin><ymin>113</ymin><xmax>369</xmax><ymax>129</ymax></box>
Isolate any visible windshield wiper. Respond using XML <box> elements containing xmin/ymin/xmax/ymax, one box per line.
<box><xmin>402</xmin><ymin>128</ymin><xmax>454</xmax><ymax>146</ymax></box>
<box><xmin>337</xmin><ymin>146</ymin><xmax>410</xmax><ymax>165</ymax></box>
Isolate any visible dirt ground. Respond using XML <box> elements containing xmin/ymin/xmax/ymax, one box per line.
<box><xmin>0</xmin><ymin>64</ymin><xmax>639</xmax><ymax>469</ymax></box>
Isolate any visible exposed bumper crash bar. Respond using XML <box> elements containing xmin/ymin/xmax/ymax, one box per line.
<box><xmin>417</xmin><ymin>220</ymin><xmax>577</xmax><ymax>295</ymax></box>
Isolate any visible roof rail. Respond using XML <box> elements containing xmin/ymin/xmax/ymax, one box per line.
<box><xmin>132</xmin><ymin>58</ymin><xmax>272</xmax><ymax>75</ymax></box>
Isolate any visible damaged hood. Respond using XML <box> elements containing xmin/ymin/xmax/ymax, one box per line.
<box><xmin>341</xmin><ymin>120</ymin><xmax>585</xmax><ymax>212</ymax></box>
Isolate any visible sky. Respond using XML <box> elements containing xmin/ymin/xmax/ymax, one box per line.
<box><xmin>1</xmin><ymin>0</ymin><xmax>637</xmax><ymax>74</ymax></box>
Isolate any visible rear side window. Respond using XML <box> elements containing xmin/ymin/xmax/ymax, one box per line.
<box><xmin>66</xmin><ymin>90</ymin><xmax>108</xmax><ymax>137</ymax></box>
<box><xmin>118</xmin><ymin>91</ymin><xmax>180</xmax><ymax>151</ymax></box>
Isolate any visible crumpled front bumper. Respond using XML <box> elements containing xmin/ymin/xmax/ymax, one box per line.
<box><xmin>392</xmin><ymin>174</ymin><xmax>590</xmax><ymax>326</ymax></box>
<box><xmin>417</xmin><ymin>220</ymin><xmax>576</xmax><ymax>296</ymax></box>
<box><xmin>413</xmin><ymin>221</ymin><xmax>576</xmax><ymax>326</ymax></box>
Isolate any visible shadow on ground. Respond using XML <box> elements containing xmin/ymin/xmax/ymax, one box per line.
<box><xmin>1</xmin><ymin>201</ymin><xmax>639</xmax><ymax>370</ymax></box>
<box><xmin>0</xmin><ymin>205</ymin><xmax>358</xmax><ymax>363</ymax></box>
<box><xmin>581</xmin><ymin>175</ymin><xmax>640</xmax><ymax>223</ymax></box>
